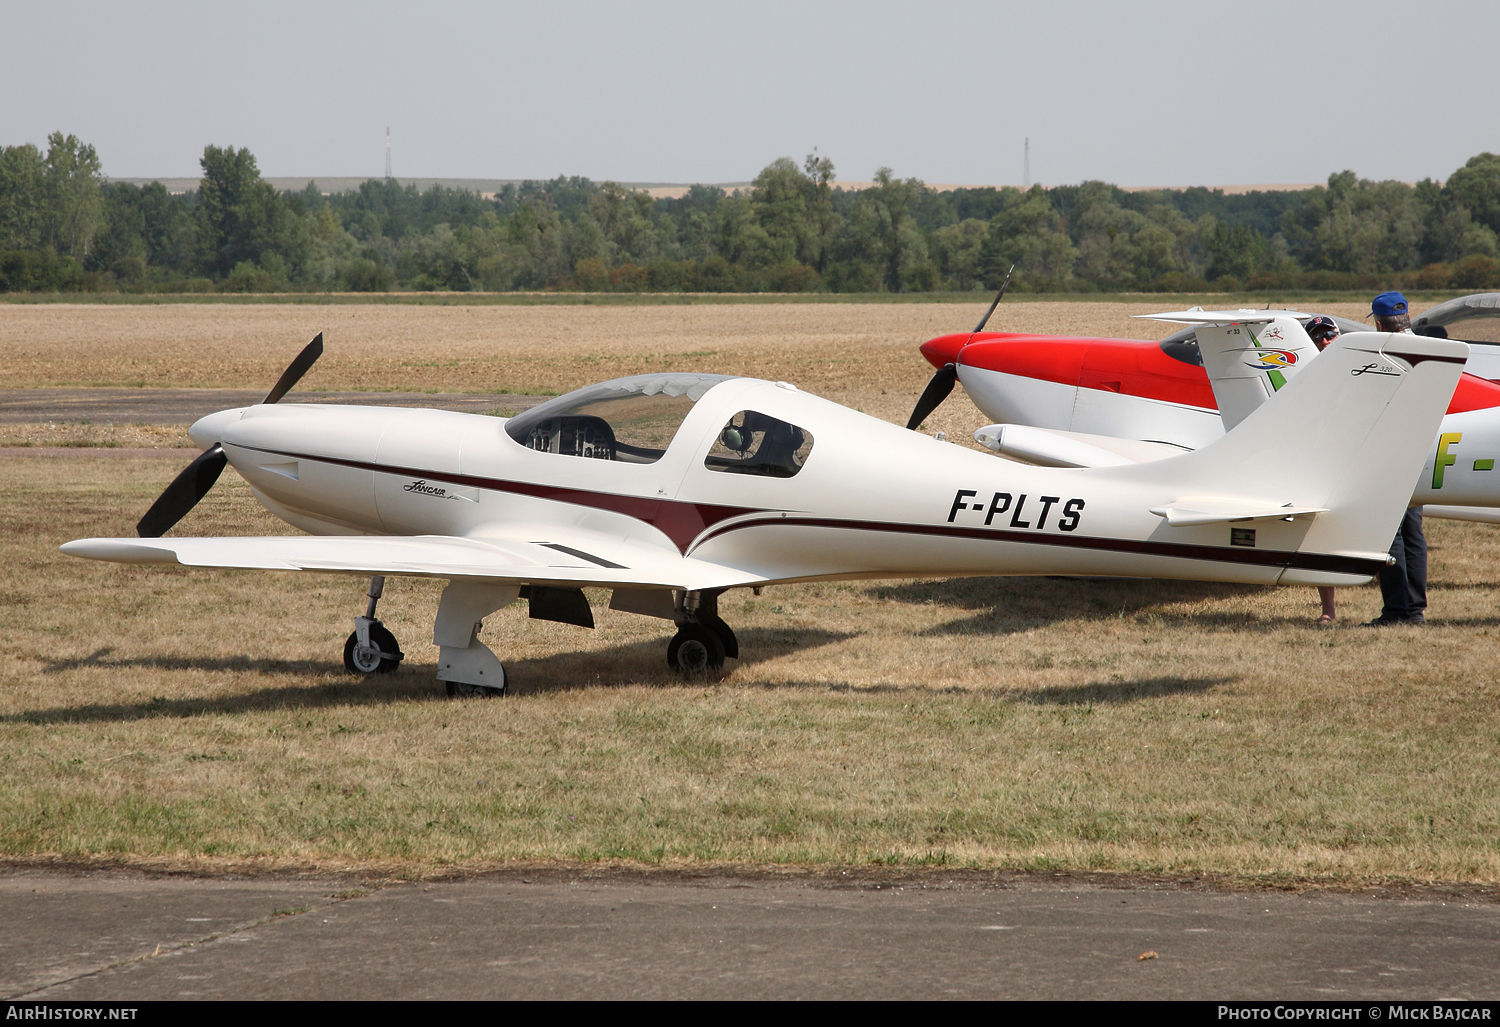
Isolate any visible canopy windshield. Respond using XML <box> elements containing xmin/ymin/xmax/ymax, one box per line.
<box><xmin>1415</xmin><ymin>293</ymin><xmax>1500</xmax><ymax>343</ymax></box>
<box><xmin>504</xmin><ymin>374</ymin><xmax>736</xmax><ymax>464</ymax></box>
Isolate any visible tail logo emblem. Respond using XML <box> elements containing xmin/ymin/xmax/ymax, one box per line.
<box><xmin>1244</xmin><ymin>350</ymin><xmax>1298</xmax><ymax>370</ymax></box>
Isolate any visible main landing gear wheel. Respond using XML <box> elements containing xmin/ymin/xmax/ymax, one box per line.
<box><xmin>446</xmin><ymin>670</ymin><xmax>506</xmax><ymax>699</ymax></box>
<box><xmin>700</xmin><ymin>615</ymin><xmax>738</xmax><ymax>660</ymax></box>
<box><xmin>667</xmin><ymin>624</ymin><xmax>726</xmax><ymax>675</ymax></box>
<box><xmin>343</xmin><ymin>624</ymin><xmax>403</xmax><ymax>675</ymax></box>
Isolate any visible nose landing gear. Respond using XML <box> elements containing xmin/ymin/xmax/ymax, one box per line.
<box><xmin>344</xmin><ymin>575</ymin><xmax>404</xmax><ymax>675</ymax></box>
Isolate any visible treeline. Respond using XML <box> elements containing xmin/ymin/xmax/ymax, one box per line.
<box><xmin>3</xmin><ymin>134</ymin><xmax>1499</xmax><ymax>294</ymax></box>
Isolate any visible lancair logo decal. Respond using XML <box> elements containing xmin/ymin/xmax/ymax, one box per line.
<box><xmin>403</xmin><ymin>479</ymin><xmax>457</xmax><ymax>499</ymax></box>
<box><xmin>1351</xmin><ymin>362</ymin><xmax>1403</xmax><ymax>377</ymax></box>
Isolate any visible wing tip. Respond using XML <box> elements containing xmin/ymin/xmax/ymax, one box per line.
<box><xmin>60</xmin><ymin>538</ymin><xmax>181</xmax><ymax>564</ymax></box>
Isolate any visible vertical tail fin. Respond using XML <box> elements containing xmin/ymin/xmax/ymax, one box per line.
<box><xmin>1193</xmin><ymin>315</ymin><xmax>1317</xmax><ymax>430</ymax></box>
<box><xmin>1112</xmin><ymin>329</ymin><xmax>1467</xmax><ymax>574</ymax></box>
<box><xmin>1137</xmin><ymin>310</ymin><xmax>1318</xmax><ymax>430</ymax></box>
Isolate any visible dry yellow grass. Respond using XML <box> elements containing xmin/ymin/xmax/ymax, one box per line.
<box><xmin>0</xmin><ymin>423</ymin><xmax>191</xmax><ymax>449</ymax></box>
<box><xmin>1</xmin><ymin>300</ymin><xmax>1495</xmax><ymax>882</ymax></box>
<box><xmin>0</xmin><ymin>299</ymin><xmax>1376</xmax><ymax>454</ymax></box>
<box><xmin>3</xmin><ymin>455</ymin><xmax>1499</xmax><ymax>881</ymax></box>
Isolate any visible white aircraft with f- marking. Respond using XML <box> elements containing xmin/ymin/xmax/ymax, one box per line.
<box><xmin>63</xmin><ymin>329</ymin><xmax>1466</xmax><ymax>695</ymax></box>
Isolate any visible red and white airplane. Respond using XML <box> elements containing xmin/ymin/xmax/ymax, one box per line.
<box><xmin>62</xmin><ymin>330</ymin><xmax>1463</xmax><ymax>695</ymax></box>
<box><xmin>911</xmin><ymin>293</ymin><xmax>1500</xmax><ymax>523</ymax></box>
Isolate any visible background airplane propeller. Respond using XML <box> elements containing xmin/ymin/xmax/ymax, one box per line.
<box><xmin>136</xmin><ymin>333</ymin><xmax>324</xmax><ymax>538</ymax></box>
<box><xmin>905</xmin><ymin>363</ymin><xmax>957</xmax><ymax>431</ymax></box>
<box><xmin>905</xmin><ymin>263</ymin><xmax>1015</xmax><ymax>431</ymax></box>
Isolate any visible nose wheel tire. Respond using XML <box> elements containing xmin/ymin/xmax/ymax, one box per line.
<box><xmin>343</xmin><ymin>625</ymin><xmax>403</xmax><ymax>675</ymax></box>
<box><xmin>667</xmin><ymin>624</ymin><xmax>726</xmax><ymax>675</ymax></box>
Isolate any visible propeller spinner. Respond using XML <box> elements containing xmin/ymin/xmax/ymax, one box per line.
<box><xmin>136</xmin><ymin>333</ymin><xmax>324</xmax><ymax>538</ymax></box>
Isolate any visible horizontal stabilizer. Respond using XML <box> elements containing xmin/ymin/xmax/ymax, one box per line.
<box><xmin>1148</xmin><ymin>496</ymin><xmax>1329</xmax><ymax>527</ymax></box>
<box><xmin>1135</xmin><ymin>309</ymin><xmax>1316</xmax><ymax>326</ymax></box>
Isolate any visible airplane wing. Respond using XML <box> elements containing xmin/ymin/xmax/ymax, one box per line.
<box><xmin>60</xmin><ymin>532</ymin><xmax>765</xmax><ymax>592</ymax></box>
<box><xmin>973</xmin><ymin>423</ymin><xmax>1189</xmax><ymax>467</ymax></box>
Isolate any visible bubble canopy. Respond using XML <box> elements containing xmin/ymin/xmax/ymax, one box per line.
<box><xmin>504</xmin><ymin>373</ymin><xmax>738</xmax><ymax>464</ymax></box>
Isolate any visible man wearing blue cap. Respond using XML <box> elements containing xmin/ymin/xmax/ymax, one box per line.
<box><xmin>1369</xmin><ymin>291</ymin><xmax>1428</xmax><ymax>626</ymax></box>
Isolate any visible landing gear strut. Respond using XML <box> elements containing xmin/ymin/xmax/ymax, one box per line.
<box><xmin>344</xmin><ymin>575</ymin><xmax>404</xmax><ymax>675</ymax></box>
<box><xmin>666</xmin><ymin>589</ymin><xmax>737</xmax><ymax>675</ymax></box>
<box><xmin>434</xmin><ymin>581</ymin><xmax>517</xmax><ymax>698</ymax></box>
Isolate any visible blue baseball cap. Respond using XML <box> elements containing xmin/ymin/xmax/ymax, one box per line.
<box><xmin>1372</xmin><ymin>291</ymin><xmax>1409</xmax><ymax>318</ymax></box>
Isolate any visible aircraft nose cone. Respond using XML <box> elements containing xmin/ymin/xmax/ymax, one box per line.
<box><xmin>189</xmin><ymin>407</ymin><xmax>249</xmax><ymax>449</ymax></box>
<box><xmin>957</xmin><ymin>336</ymin><xmax>1089</xmax><ymax>385</ymax></box>
<box><xmin>919</xmin><ymin>333</ymin><xmax>971</xmax><ymax>369</ymax></box>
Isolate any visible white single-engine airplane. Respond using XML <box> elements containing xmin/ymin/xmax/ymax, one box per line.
<box><xmin>910</xmin><ymin>294</ymin><xmax>1500</xmax><ymax>522</ymax></box>
<box><xmin>63</xmin><ymin>330</ymin><xmax>1465</xmax><ymax>696</ymax></box>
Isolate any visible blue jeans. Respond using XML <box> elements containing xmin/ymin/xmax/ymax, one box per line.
<box><xmin>1378</xmin><ymin>507</ymin><xmax>1427</xmax><ymax>620</ymax></box>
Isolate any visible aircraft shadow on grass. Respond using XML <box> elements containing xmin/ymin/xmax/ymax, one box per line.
<box><xmin>1013</xmin><ymin>675</ymin><xmax>1236</xmax><ymax>705</ymax></box>
<box><xmin>867</xmin><ymin>576</ymin><xmax>1320</xmax><ymax>636</ymax></box>
<box><xmin>20</xmin><ymin>628</ymin><xmax>856</xmax><ymax>724</ymax></box>
<box><xmin>817</xmin><ymin>674</ymin><xmax>1237</xmax><ymax>704</ymax></box>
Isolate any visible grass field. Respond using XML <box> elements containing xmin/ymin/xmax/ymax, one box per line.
<box><xmin>1</xmin><ymin>301</ymin><xmax>1497</xmax><ymax>883</ymax></box>
<box><xmin>0</xmin><ymin>290</ymin><xmax>1470</xmax><ymax>307</ymax></box>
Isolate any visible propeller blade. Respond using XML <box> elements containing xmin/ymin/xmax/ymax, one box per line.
<box><xmin>261</xmin><ymin>332</ymin><xmax>324</xmax><ymax>404</ymax></box>
<box><xmin>906</xmin><ymin>363</ymin><xmax>958</xmax><ymax>431</ymax></box>
<box><xmin>973</xmin><ymin>262</ymin><xmax>1018</xmax><ymax>334</ymax></box>
<box><xmin>135</xmin><ymin>337</ymin><xmax>322</xmax><ymax>537</ymax></box>
<box><xmin>136</xmin><ymin>444</ymin><xmax>227</xmax><ymax>538</ymax></box>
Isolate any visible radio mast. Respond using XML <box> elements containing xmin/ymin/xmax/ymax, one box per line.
<box><xmin>385</xmin><ymin>127</ymin><xmax>392</xmax><ymax>181</ymax></box>
<box><xmin>1023</xmin><ymin>137</ymin><xmax>1030</xmax><ymax>189</ymax></box>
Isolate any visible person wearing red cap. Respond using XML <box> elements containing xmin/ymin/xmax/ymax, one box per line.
<box><xmin>1305</xmin><ymin>316</ymin><xmax>1343</xmax><ymax>625</ymax></box>
<box><xmin>1368</xmin><ymin>292</ymin><xmax>1428</xmax><ymax>627</ymax></box>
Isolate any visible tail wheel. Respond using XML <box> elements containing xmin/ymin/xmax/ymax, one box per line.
<box><xmin>667</xmin><ymin>625</ymin><xmax>726</xmax><ymax>675</ymax></box>
<box><xmin>343</xmin><ymin>625</ymin><xmax>403</xmax><ymax>675</ymax></box>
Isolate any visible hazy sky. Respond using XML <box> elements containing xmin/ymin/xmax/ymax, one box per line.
<box><xmin>3</xmin><ymin>0</ymin><xmax>1496</xmax><ymax>188</ymax></box>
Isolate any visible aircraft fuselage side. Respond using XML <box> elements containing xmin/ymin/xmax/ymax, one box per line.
<box><xmin>206</xmin><ymin>378</ymin><xmax>1369</xmax><ymax>589</ymax></box>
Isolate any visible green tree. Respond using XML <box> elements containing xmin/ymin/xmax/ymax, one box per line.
<box><xmin>0</xmin><ymin>143</ymin><xmax>47</xmax><ymax>252</ymax></box>
<box><xmin>748</xmin><ymin>158</ymin><xmax>814</xmax><ymax>268</ymax></box>
<box><xmin>1205</xmin><ymin>221</ymin><xmax>1269</xmax><ymax>282</ymax></box>
<box><xmin>802</xmin><ymin>150</ymin><xmax>837</xmax><ymax>270</ymax></box>
<box><xmin>1446</xmin><ymin>153</ymin><xmax>1500</xmax><ymax>236</ymax></box>
<box><xmin>43</xmin><ymin>133</ymin><xmax>103</xmax><ymax>260</ymax></box>
<box><xmin>198</xmin><ymin>145</ymin><xmax>307</xmax><ymax>280</ymax></box>
<box><xmin>980</xmin><ymin>186</ymin><xmax>1077</xmax><ymax>289</ymax></box>
<box><xmin>931</xmin><ymin>218</ymin><xmax>989</xmax><ymax>290</ymax></box>
<box><xmin>837</xmin><ymin>168</ymin><xmax>932</xmax><ymax>291</ymax></box>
